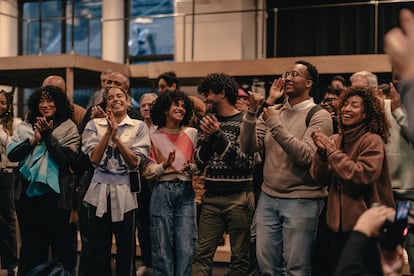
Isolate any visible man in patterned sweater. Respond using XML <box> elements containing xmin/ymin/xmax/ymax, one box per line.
<box><xmin>192</xmin><ymin>73</ymin><xmax>256</xmax><ymax>275</ymax></box>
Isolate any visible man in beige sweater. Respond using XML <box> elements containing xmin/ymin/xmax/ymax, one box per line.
<box><xmin>241</xmin><ymin>60</ymin><xmax>333</xmax><ymax>276</ymax></box>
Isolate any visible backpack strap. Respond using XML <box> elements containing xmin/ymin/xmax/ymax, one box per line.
<box><xmin>306</xmin><ymin>104</ymin><xmax>324</xmax><ymax>128</ymax></box>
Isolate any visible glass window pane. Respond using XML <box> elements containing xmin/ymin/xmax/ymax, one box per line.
<box><xmin>22</xmin><ymin>1</ymin><xmax>63</xmax><ymax>55</ymax></box>
<box><xmin>129</xmin><ymin>0</ymin><xmax>174</xmax><ymax>62</ymax></box>
<box><xmin>66</xmin><ymin>0</ymin><xmax>102</xmax><ymax>57</ymax></box>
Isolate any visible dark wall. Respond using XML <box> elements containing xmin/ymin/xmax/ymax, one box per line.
<box><xmin>266</xmin><ymin>1</ymin><xmax>414</xmax><ymax>58</ymax></box>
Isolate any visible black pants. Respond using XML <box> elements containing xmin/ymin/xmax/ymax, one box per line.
<box><xmin>0</xmin><ymin>172</ymin><xmax>18</xmax><ymax>271</ymax></box>
<box><xmin>77</xmin><ymin>170</ymin><xmax>93</xmax><ymax>276</ymax></box>
<box><xmin>15</xmin><ymin>192</ymin><xmax>75</xmax><ymax>275</ymax></box>
<box><xmin>86</xmin><ymin>203</ymin><xmax>136</xmax><ymax>276</ymax></box>
<box><xmin>136</xmin><ymin>178</ymin><xmax>152</xmax><ymax>267</ymax></box>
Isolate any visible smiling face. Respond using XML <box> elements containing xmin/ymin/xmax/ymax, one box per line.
<box><xmin>106</xmin><ymin>87</ymin><xmax>130</xmax><ymax>116</ymax></box>
<box><xmin>321</xmin><ymin>92</ymin><xmax>339</xmax><ymax>116</ymax></box>
<box><xmin>38</xmin><ymin>93</ymin><xmax>57</xmax><ymax>119</ymax></box>
<box><xmin>282</xmin><ymin>63</ymin><xmax>312</xmax><ymax>99</ymax></box>
<box><xmin>340</xmin><ymin>95</ymin><xmax>366</xmax><ymax>126</ymax></box>
<box><xmin>166</xmin><ymin>99</ymin><xmax>186</xmax><ymax>127</ymax></box>
<box><xmin>203</xmin><ymin>90</ymin><xmax>221</xmax><ymax>114</ymax></box>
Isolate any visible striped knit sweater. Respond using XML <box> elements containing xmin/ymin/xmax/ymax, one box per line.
<box><xmin>194</xmin><ymin>112</ymin><xmax>255</xmax><ymax>192</ymax></box>
<box><xmin>144</xmin><ymin>126</ymin><xmax>198</xmax><ymax>181</ymax></box>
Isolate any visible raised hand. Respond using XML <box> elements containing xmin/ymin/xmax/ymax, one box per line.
<box><xmin>266</xmin><ymin>78</ymin><xmax>285</xmax><ymax>105</ymax></box>
<box><xmin>200</xmin><ymin>114</ymin><xmax>220</xmax><ymax>140</ymax></box>
<box><xmin>163</xmin><ymin>150</ymin><xmax>176</xmax><ymax>170</ymax></box>
<box><xmin>247</xmin><ymin>91</ymin><xmax>265</xmax><ymax>112</ymax></box>
<box><xmin>106</xmin><ymin>110</ymin><xmax>119</xmax><ymax>141</ymax></box>
<box><xmin>91</xmin><ymin>105</ymin><xmax>106</xmax><ymax>119</ymax></box>
<box><xmin>384</xmin><ymin>9</ymin><xmax>414</xmax><ymax>80</ymax></box>
<box><xmin>311</xmin><ymin>128</ymin><xmax>336</xmax><ymax>155</ymax></box>
<box><xmin>35</xmin><ymin>116</ymin><xmax>53</xmax><ymax>132</ymax></box>
<box><xmin>389</xmin><ymin>82</ymin><xmax>401</xmax><ymax>112</ymax></box>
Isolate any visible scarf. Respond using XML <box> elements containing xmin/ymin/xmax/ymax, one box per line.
<box><xmin>7</xmin><ymin>120</ymin><xmax>78</xmax><ymax>197</ymax></box>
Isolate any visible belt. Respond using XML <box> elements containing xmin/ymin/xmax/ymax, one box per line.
<box><xmin>205</xmin><ymin>190</ymin><xmax>243</xmax><ymax>196</ymax></box>
<box><xmin>0</xmin><ymin>167</ymin><xmax>15</xmax><ymax>174</ymax></box>
<box><xmin>160</xmin><ymin>178</ymin><xmax>190</xmax><ymax>185</ymax></box>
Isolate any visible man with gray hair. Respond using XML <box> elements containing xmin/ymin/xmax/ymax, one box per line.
<box><xmin>350</xmin><ymin>70</ymin><xmax>378</xmax><ymax>89</ymax></box>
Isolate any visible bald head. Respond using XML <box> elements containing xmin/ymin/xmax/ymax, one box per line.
<box><xmin>42</xmin><ymin>75</ymin><xmax>66</xmax><ymax>92</ymax></box>
<box><xmin>105</xmin><ymin>72</ymin><xmax>130</xmax><ymax>91</ymax></box>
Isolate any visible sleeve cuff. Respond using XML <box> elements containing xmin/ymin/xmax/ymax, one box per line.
<box><xmin>154</xmin><ymin>163</ymin><xmax>166</xmax><ymax>175</ymax></box>
<box><xmin>245</xmin><ymin>110</ymin><xmax>257</xmax><ymax>120</ymax></box>
<box><xmin>392</xmin><ymin>106</ymin><xmax>406</xmax><ymax>122</ymax></box>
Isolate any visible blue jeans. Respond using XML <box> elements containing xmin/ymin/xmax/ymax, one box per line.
<box><xmin>256</xmin><ymin>193</ymin><xmax>323</xmax><ymax>276</ymax></box>
<box><xmin>150</xmin><ymin>180</ymin><xmax>196</xmax><ymax>276</ymax></box>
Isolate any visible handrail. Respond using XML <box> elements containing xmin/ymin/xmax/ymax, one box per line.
<box><xmin>9</xmin><ymin>1</ymin><xmax>414</xmax><ymax>61</ymax></box>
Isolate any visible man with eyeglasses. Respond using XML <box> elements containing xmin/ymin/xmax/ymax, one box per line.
<box><xmin>157</xmin><ymin>71</ymin><xmax>179</xmax><ymax>94</ymax></box>
<box><xmin>240</xmin><ymin>60</ymin><xmax>333</xmax><ymax>275</ymax></box>
<box><xmin>235</xmin><ymin>88</ymin><xmax>250</xmax><ymax>113</ymax></box>
<box><xmin>321</xmin><ymin>88</ymin><xmax>342</xmax><ymax>134</ymax></box>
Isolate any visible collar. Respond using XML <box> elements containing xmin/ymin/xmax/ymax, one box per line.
<box><xmin>341</xmin><ymin>123</ymin><xmax>367</xmax><ymax>144</ymax></box>
<box><xmin>96</xmin><ymin>115</ymin><xmax>135</xmax><ymax>127</ymax></box>
<box><xmin>285</xmin><ymin>97</ymin><xmax>315</xmax><ymax>111</ymax></box>
<box><xmin>159</xmin><ymin>126</ymin><xmax>185</xmax><ymax>134</ymax></box>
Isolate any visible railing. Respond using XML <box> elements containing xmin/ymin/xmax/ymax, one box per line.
<box><xmin>12</xmin><ymin>0</ymin><xmax>414</xmax><ymax>62</ymax></box>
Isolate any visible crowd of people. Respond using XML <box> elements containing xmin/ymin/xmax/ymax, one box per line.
<box><xmin>2</xmin><ymin>8</ymin><xmax>414</xmax><ymax>276</ymax></box>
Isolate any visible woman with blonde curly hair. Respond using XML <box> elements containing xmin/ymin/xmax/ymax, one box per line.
<box><xmin>310</xmin><ymin>87</ymin><xmax>394</xmax><ymax>274</ymax></box>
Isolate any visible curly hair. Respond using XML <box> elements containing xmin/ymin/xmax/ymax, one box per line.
<box><xmin>157</xmin><ymin>71</ymin><xmax>180</xmax><ymax>89</ymax></box>
<box><xmin>0</xmin><ymin>89</ymin><xmax>14</xmax><ymax>136</ymax></box>
<box><xmin>150</xmin><ymin>90</ymin><xmax>194</xmax><ymax>128</ymax></box>
<box><xmin>197</xmin><ymin>73</ymin><xmax>239</xmax><ymax>105</ymax></box>
<box><xmin>27</xmin><ymin>86</ymin><xmax>74</xmax><ymax>127</ymax></box>
<box><xmin>337</xmin><ymin>87</ymin><xmax>389</xmax><ymax>143</ymax></box>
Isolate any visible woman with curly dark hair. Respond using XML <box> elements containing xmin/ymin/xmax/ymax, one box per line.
<box><xmin>310</xmin><ymin>87</ymin><xmax>394</xmax><ymax>274</ymax></box>
<box><xmin>143</xmin><ymin>90</ymin><xmax>198</xmax><ymax>276</ymax></box>
<box><xmin>26</xmin><ymin>85</ymin><xmax>74</xmax><ymax>126</ymax></box>
<box><xmin>6</xmin><ymin>86</ymin><xmax>80</xmax><ymax>275</ymax></box>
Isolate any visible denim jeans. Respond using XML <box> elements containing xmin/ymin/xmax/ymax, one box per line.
<box><xmin>256</xmin><ymin>192</ymin><xmax>323</xmax><ymax>276</ymax></box>
<box><xmin>192</xmin><ymin>191</ymin><xmax>255</xmax><ymax>276</ymax></box>
<box><xmin>150</xmin><ymin>180</ymin><xmax>196</xmax><ymax>276</ymax></box>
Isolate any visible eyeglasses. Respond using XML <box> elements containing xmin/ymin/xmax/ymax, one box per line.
<box><xmin>322</xmin><ymin>97</ymin><xmax>338</xmax><ymax>104</ymax></box>
<box><xmin>282</xmin><ymin>71</ymin><xmax>309</xmax><ymax>80</ymax></box>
